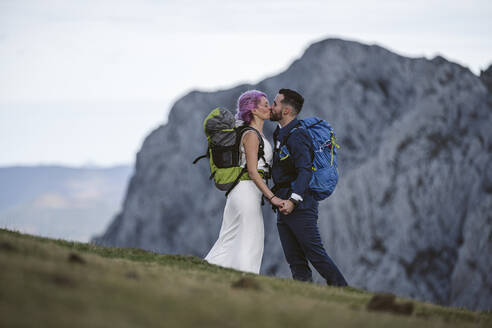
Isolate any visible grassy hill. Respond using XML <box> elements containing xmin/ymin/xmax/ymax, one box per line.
<box><xmin>0</xmin><ymin>228</ymin><xmax>490</xmax><ymax>328</ymax></box>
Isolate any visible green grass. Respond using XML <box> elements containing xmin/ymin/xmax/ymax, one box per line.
<box><xmin>0</xmin><ymin>228</ymin><xmax>490</xmax><ymax>328</ymax></box>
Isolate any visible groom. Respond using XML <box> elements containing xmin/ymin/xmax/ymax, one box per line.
<box><xmin>270</xmin><ymin>88</ymin><xmax>348</xmax><ymax>286</ymax></box>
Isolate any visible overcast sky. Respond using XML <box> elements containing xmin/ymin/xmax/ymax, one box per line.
<box><xmin>1</xmin><ymin>0</ymin><xmax>491</xmax><ymax>167</ymax></box>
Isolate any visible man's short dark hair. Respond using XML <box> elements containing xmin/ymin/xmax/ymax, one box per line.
<box><xmin>279</xmin><ymin>88</ymin><xmax>304</xmax><ymax>114</ymax></box>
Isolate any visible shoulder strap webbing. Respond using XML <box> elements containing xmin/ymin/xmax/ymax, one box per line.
<box><xmin>224</xmin><ymin>167</ymin><xmax>248</xmax><ymax>198</ymax></box>
<box><xmin>225</xmin><ymin>126</ymin><xmax>268</xmax><ymax>198</ymax></box>
<box><xmin>239</xmin><ymin>126</ymin><xmax>266</xmax><ymax>163</ymax></box>
<box><xmin>279</xmin><ymin>122</ymin><xmax>302</xmax><ymax>149</ymax></box>
<box><xmin>192</xmin><ymin>152</ymin><xmax>208</xmax><ymax>164</ymax></box>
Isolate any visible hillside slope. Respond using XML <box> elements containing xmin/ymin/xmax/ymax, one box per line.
<box><xmin>1</xmin><ymin>229</ymin><xmax>491</xmax><ymax>328</ymax></box>
<box><xmin>93</xmin><ymin>38</ymin><xmax>492</xmax><ymax>310</ymax></box>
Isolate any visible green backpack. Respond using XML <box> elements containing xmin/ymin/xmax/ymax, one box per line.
<box><xmin>193</xmin><ymin>107</ymin><xmax>269</xmax><ymax>196</ymax></box>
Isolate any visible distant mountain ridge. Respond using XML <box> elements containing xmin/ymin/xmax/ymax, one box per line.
<box><xmin>94</xmin><ymin>38</ymin><xmax>492</xmax><ymax>310</ymax></box>
<box><xmin>0</xmin><ymin>165</ymin><xmax>132</xmax><ymax>241</ymax></box>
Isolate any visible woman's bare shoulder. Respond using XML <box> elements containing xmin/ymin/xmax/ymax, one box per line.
<box><xmin>242</xmin><ymin>130</ymin><xmax>260</xmax><ymax>144</ymax></box>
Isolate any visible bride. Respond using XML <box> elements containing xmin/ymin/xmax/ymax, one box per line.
<box><xmin>205</xmin><ymin>90</ymin><xmax>284</xmax><ymax>274</ymax></box>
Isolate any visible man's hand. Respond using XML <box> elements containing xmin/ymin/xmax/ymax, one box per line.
<box><xmin>280</xmin><ymin>200</ymin><xmax>295</xmax><ymax>215</ymax></box>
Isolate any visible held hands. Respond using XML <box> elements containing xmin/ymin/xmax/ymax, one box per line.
<box><xmin>279</xmin><ymin>199</ymin><xmax>295</xmax><ymax>215</ymax></box>
<box><xmin>270</xmin><ymin>196</ymin><xmax>284</xmax><ymax>209</ymax></box>
<box><xmin>270</xmin><ymin>196</ymin><xmax>295</xmax><ymax>215</ymax></box>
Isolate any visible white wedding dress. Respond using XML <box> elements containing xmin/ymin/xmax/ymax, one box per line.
<box><xmin>205</xmin><ymin>132</ymin><xmax>273</xmax><ymax>274</ymax></box>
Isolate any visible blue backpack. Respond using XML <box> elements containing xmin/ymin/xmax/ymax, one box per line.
<box><xmin>282</xmin><ymin>117</ymin><xmax>340</xmax><ymax>201</ymax></box>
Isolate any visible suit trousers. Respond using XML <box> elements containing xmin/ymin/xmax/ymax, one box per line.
<box><xmin>277</xmin><ymin>204</ymin><xmax>348</xmax><ymax>286</ymax></box>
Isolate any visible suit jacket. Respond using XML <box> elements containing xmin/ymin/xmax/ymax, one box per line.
<box><xmin>272</xmin><ymin>118</ymin><xmax>317</xmax><ymax>210</ymax></box>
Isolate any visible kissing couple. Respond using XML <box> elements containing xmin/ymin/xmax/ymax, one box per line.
<box><xmin>204</xmin><ymin>89</ymin><xmax>347</xmax><ymax>286</ymax></box>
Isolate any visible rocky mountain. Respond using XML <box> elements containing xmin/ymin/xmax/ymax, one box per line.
<box><xmin>93</xmin><ymin>39</ymin><xmax>492</xmax><ymax>311</ymax></box>
<box><xmin>0</xmin><ymin>165</ymin><xmax>132</xmax><ymax>241</ymax></box>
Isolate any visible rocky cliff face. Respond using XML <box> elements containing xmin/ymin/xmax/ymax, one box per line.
<box><xmin>93</xmin><ymin>39</ymin><xmax>492</xmax><ymax>311</ymax></box>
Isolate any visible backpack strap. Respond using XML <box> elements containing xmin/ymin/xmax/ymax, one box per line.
<box><xmin>306</xmin><ymin>119</ymin><xmax>323</xmax><ymax>129</ymax></box>
<box><xmin>192</xmin><ymin>152</ymin><xmax>208</xmax><ymax>164</ymax></box>
<box><xmin>225</xmin><ymin>126</ymin><xmax>269</xmax><ymax>198</ymax></box>
<box><xmin>272</xmin><ymin>121</ymin><xmax>317</xmax><ymax>195</ymax></box>
<box><xmin>245</xmin><ymin>127</ymin><xmax>270</xmax><ymax>183</ymax></box>
<box><xmin>281</xmin><ymin>119</ymin><xmax>324</xmax><ymax>147</ymax></box>
<box><xmin>278</xmin><ymin>121</ymin><xmax>302</xmax><ymax>152</ymax></box>
<box><xmin>329</xmin><ymin>130</ymin><xmax>340</xmax><ymax>166</ymax></box>
<box><xmin>246</xmin><ymin>127</ymin><xmax>271</xmax><ymax>205</ymax></box>
<box><xmin>282</xmin><ymin>121</ymin><xmax>316</xmax><ymax>161</ymax></box>
<box><xmin>237</xmin><ymin>126</ymin><xmax>267</xmax><ymax>167</ymax></box>
<box><xmin>224</xmin><ymin>166</ymin><xmax>248</xmax><ymax>198</ymax></box>
<box><xmin>272</xmin><ymin>122</ymin><xmax>300</xmax><ymax>194</ymax></box>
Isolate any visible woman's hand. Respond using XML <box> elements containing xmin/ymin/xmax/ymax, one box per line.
<box><xmin>270</xmin><ymin>196</ymin><xmax>285</xmax><ymax>209</ymax></box>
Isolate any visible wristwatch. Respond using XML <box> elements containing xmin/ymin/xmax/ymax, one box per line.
<box><xmin>288</xmin><ymin>197</ymin><xmax>300</xmax><ymax>208</ymax></box>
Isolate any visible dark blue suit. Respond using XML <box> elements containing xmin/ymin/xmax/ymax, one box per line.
<box><xmin>272</xmin><ymin>118</ymin><xmax>347</xmax><ymax>286</ymax></box>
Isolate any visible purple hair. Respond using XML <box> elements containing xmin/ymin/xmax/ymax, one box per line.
<box><xmin>235</xmin><ymin>90</ymin><xmax>267</xmax><ymax>124</ymax></box>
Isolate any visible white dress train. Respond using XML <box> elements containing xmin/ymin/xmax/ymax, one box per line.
<box><xmin>205</xmin><ymin>134</ymin><xmax>273</xmax><ymax>274</ymax></box>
